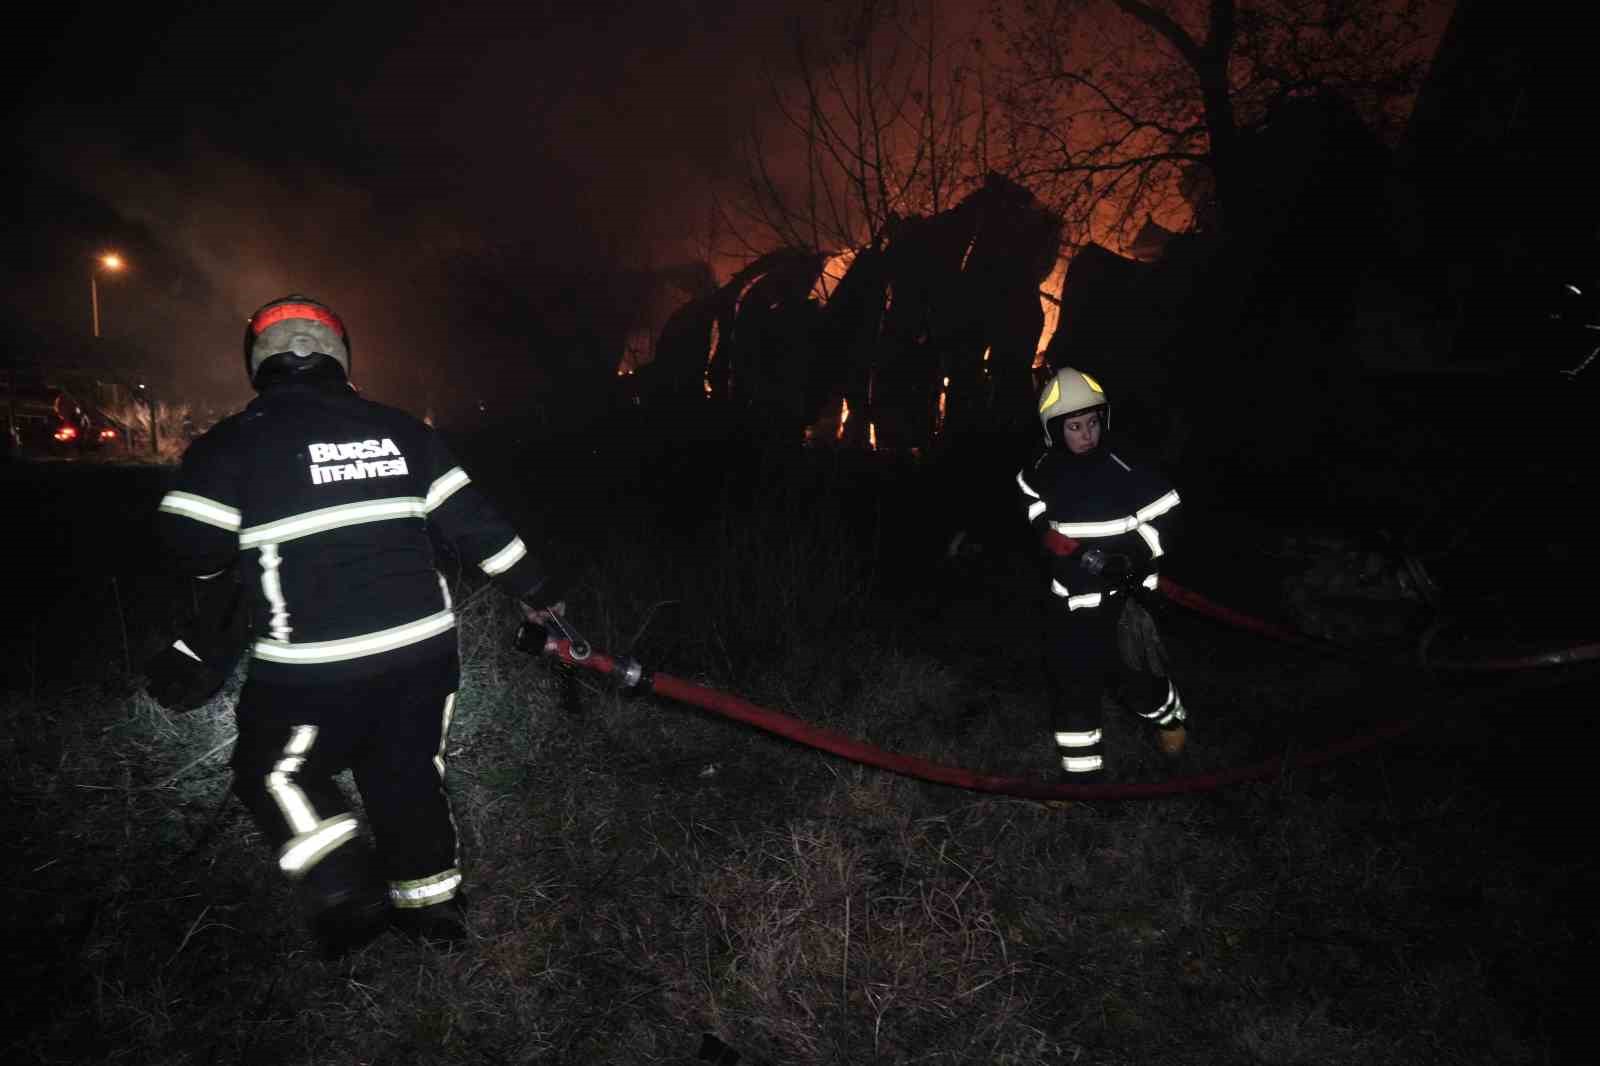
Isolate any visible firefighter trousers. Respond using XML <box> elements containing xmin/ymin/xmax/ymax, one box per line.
<box><xmin>230</xmin><ymin>653</ymin><xmax>463</xmax><ymax>912</ymax></box>
<box><xmin>1045</xmin><ymin>596</ymin><xmax>1182</xmax><ymax>778</ymax></box>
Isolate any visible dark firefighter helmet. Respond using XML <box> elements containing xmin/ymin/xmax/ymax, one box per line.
<box><xmin>1037</xmin><ymin>366</ymin><xmax>1108</xmax><ymax>445</ymax></box>
<box><xmin>243</xmin><ymin>295</ymin><xmax>351</xmax><ymax>385</ymax></box>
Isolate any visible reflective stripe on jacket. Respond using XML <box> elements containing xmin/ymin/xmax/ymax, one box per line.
<box><xmin>157</xmin><ymin>382</ymin><xmax>548</xmax><ymax>683</ymax></box>
<box><xmin>1017</xmin><ymin>445</ymin><xmax>1179</xmax><ymax>611</ymax></box>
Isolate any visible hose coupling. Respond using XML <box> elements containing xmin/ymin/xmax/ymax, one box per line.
<box><xmin>615</xmin><ymin>657</ymin><xmax>645</xmax><ymax>688</ymax></box>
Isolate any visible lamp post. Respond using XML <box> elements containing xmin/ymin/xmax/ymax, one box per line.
<box><xmin>90</xmin><ymin>253</ymin><xmax>123</xmax><ymax>338</ymax></box>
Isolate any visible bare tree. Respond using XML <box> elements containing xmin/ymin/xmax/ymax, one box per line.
<box><xmin>725</xmin><ymin>0</ymin><xmax>997</xmax><ymax>267</ymax></box>
<box><xmin>991</xmin><ymin>0</ymin><xmax>1449</xmax><ymax>249</ymax></box>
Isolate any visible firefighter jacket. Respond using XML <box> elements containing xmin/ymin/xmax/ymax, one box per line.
<box><xmin>1016</xmin><ymin>443</ymin><xmax>1180</xmax><ymax>611</ymax></box>
<box><xmin>156</xmin><ymin>381</ymin><xmax>552</xmax><ymax>684</ymax></box>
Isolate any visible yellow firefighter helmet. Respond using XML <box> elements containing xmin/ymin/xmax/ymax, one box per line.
<box><xmin>1037</xmin><ymin>366</ymin><xmax>1108</xmax><ymax>444</ymax></box>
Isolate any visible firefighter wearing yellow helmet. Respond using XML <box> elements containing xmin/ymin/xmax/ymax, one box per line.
<box><xmin>1016</xmin><ymin>367</ymin><xmax>1187</xmax><ymax>782</ymax></box>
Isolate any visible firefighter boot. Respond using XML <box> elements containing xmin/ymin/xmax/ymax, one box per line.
<box><xmin>391</xmin><ymin>894</ymin><xmax>469</xmax><ymax>948</ymax></box>
<box><xmin>295</xmin><ymin>839</ymin><xmax>391</xmax><ymax>957</ymax></box>
<box><xmin>1144</xmin><ymin>679</ymin><xmax>1187</xmax><ymax>760</ymax></box>
<box><xmin>1156</xmin><ymin>723</ymin><xmax>1187</xmax><ymax>759</ymax></box>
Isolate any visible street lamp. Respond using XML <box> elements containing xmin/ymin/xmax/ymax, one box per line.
<box><xmin>90</xmin><ymin>252</ymin><xmax>124</xmax><ymax>338</ymax></box>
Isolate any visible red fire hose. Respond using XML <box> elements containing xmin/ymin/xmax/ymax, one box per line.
<box><xmin>1155</xmin><ymin>577</ymin><xmax>1600</xmax><ymax>671</ymax></box>
<box><xmin>527</xmin><ymin>576</ymin><xmax>1595</xmax><ymax>801</ymax></box>
<box><xmin>539</xmin><ymin>637</ymin><xmax>1422</xmax><ymax>800</ymax></box>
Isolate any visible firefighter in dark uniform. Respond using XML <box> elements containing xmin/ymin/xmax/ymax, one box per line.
<box><xmin>1016</xmin><ymin>367</ymin><xmax>1186</xmax><ymax>782</ymax></box>
<box><xmin>153</xmin><ymin>295</ymin><xmax>565</xmax><ymax>953</ymax></box>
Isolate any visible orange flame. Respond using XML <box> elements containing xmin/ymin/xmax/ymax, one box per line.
<box><xmin>814</xmin><ymin>250</ymin><xmax>857</xmax><ymax>304</ymax></box>
<box><xmin>1037</xmin><ymin>256</ymin><xmax>1068</xmax><ymax>356</ymax></box>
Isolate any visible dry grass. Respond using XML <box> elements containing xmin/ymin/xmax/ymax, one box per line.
<box><xmin>2</xmin><ymin>444</ymin><xmax>1584</xmax><ymax>1065</ymax></box>
<box><xmin>100</xmin><ymin>399</ymin><xmax>194</xmax><ymax>462</ymax></box>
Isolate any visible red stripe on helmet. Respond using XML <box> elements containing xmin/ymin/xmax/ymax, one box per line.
<box><xmin>251</xmin><ymin>302</ymin><xmax>345</xmax><ymax>337</ymax></box>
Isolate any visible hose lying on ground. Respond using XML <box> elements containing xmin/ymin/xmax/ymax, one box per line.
<box><xmin>534</xmin><ymin>637</ymin><xmax>1417</xmax><ymax>800</ymax></box>
<box><xmin>1155</xmin><ymin>577</ymin><xmax>1600</xmax><ymax>671</ymax></box>
<box><xmin>527</xmin><ymin>576</ymin><xmax>1595</xmax><ymax>801</ymax></box>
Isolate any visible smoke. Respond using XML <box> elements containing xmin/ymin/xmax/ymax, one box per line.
<box><xmin>11</xmin><ymin>1</ymin><xmax>1450</xmax><ymax>422</ymax></box>
<box><xmin>9</xmin><ymin>0</ymin><xmax>843</xmax><ymax>418</ymax></box>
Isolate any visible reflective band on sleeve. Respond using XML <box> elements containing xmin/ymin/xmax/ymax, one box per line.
<box><xmin>1051</xmin><ymin>580</ymin><xmax>1102</xmax><ymax>611</ymax></box>
<box><xmin>1062</xmin><ymin>754</ymin><xmax>1103</xmax><ymax>773</ymax></box>
<box><xmin>390</xmin><ymin>869</ymin><xmax>462</xmax><ymax>908</ymax></box>
<box><xmin>1141</xmin><ymin>572</ymin><xmax>1159</xmax><ymax>590</ymax></box>
<box><xmin>480</xmin><ymin>536</ymin><xmax>527</xmax><ymax>576</ymax></box>
<box><xmin>426</xmin><ymin>467</ymin><xmax>471</xmax><ymax>512</ymax></box>
<box><xmin>240</xmin><ymin>497</ymin><xmax>427</xmax><ymax>547</ymax></box>
<box><xmin>1028</xmin><ymin>500</ymin><xmax>1047</xmax><ymax>521</ymax></box>
<box><xmin>278</xmin><ymin>814</ymin><xmax>359</xmax><ymax>876</ymax></box>
<box><xmin>172</xmin><ymin>639</ymin><xmax>202</xmax><ymax>662</ymax></box>
<box><xmin>1050</xmin><ymin>516</ymin><xmax>1140</xmax><ymax>538</ymax></box>
<box><xmin>1136</xmin><ymin>523</ymin><xmax>1163</xmax><ymax>558</ymax></box>
<box><xmin>1135</xmin><ymin>490</ymin><xmax>1180</xmax><ymax>523</ymax></box>
<box><xmin>158</xmin><ymin>491</ymin><xmax>242</xmax><ymax>531</ymax></box>
<box><xmin>253</xmin><ymin>609</ymin><xmax>455</xmax><ymax>664</ymax></box>
<box><xmin>1016</xmin><ymin>471</ymin><xmax>1040</xmax><ymax>499</ymax></box>
<box><xmin>1054</xmin><ymin>729</ymin><xmax>1102</xmax><ymax>749</ymax></box>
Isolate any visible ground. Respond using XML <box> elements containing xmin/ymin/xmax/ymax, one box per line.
<box><xmin>2</xmin><ymin>405</ymin><xmax>1594</xmax><ymax>1064</ymax></box>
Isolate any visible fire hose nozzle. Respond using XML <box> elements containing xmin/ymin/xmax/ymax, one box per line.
<box><xmin>542</xmin><ymin>612</ymin><xmax>591</xmax><ymax>661</ymax></box>
<box><xmin>514</xmin><ymin>619</ymin><xmax>590</xmax><ymax>661</ymax></box>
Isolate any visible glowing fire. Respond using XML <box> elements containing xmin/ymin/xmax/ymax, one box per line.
<box><xmin>837</xmin><ymin>397</ymin><xmax>850</xmax><ymax>441</ymax></box>
<box><xmin>1037</xmin><ymin>256</ymin><xmax>1068</xmax><ymax>356</ymax></box>
<box><xmin>814</xmin><ymin>249</ymin><xmax>857</xmax><ymax>304</ymax></box>
<box><xmin>704</xmin><ymin>319</ymin><xmax>721</xmax><ymax>398</ymax></box>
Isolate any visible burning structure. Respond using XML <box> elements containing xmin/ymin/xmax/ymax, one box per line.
<box><xmin>635</xmin><ymin>173</ymin><xmax>1062</xmax><ymax>448</ymax></box>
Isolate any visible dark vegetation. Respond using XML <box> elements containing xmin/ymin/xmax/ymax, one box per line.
<box><xmin>3</xmin><ymin>380</ymin><xmax>1595</xmax><ymax>1063</ymax></box>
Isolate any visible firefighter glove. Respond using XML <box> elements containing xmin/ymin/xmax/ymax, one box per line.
<box><xmin>521</xmin><ymin>573</ymin><xmax>570</xmax><ymax>614</ymax></box>
<box><xmin>1081</xmin><ymin>549</ymin><xmax>1133</xmax><ymax>582</ymax></box>
<box><xmin>144</xmin><ymin>642</ymin><xmax>229</xmax><ymax>712</ymax></box>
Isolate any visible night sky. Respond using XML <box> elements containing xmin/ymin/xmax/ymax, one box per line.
<box><xmin>8</xmin><ymin>1</ymin><xmax>830</xmax><ymax>414</ymax></box>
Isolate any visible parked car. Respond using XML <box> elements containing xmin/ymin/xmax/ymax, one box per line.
<box><xmin>3</xmin><ymin>385</ymin><xmax>95</xmax><ymax>456</ymax></box>
<box><xmin>81</xmin><ymin>407</ymin><xmax>127</xmax><ymax>451</ymax></box>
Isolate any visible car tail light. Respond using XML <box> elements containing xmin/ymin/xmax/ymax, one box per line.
<box><xmin>54</xmin><ymin>424</ymin><xmax>79</xmax><ymax>442</ymax></box>
<box><xmin>98</xmin><ymin>427</ymin><xmax>118</xmax><ymax>441</ymax></box>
